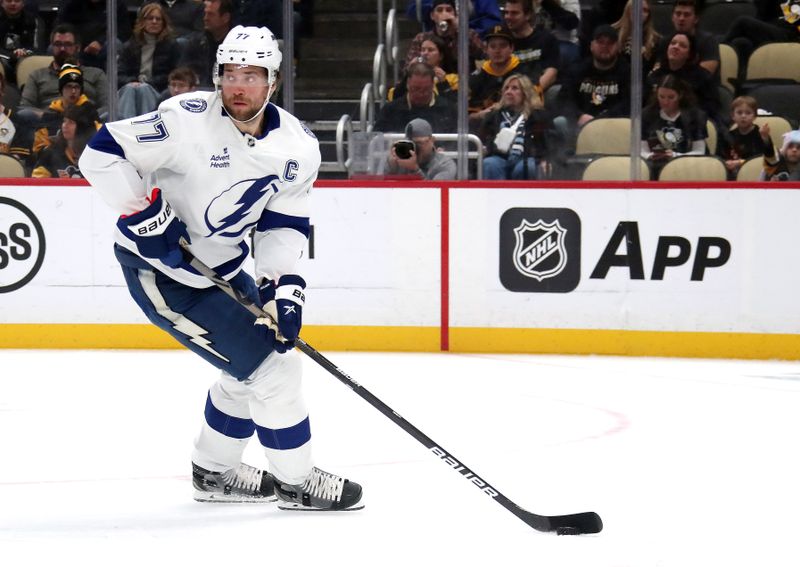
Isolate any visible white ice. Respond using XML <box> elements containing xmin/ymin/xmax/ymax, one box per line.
<box><xmin>1</xmin><ymin>349</ymin><xmax>799</xmax><ymax>567</ymax></box>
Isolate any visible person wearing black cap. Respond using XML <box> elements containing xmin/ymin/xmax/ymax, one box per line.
<box><xmin>501</xmin><ymin>0</ymin><xmax>560</xmax><ymax>92</ymax></box>
<box><xmin>554</xmin><ymin>24</ymin><xmax>630</xmax><ymax>146</ymax></box>
<box><xmin>468</xmin><ymin>25</ymin><xmax>535</xmax><ymax>126</ymax></box>
<box><xmin>384</xmin><ymin>117</ymin><xmax>456</xmax><ymax>180</ymax></box>
<box><xmin>32</xmin><ymin>101</ymin><xmax>99</xmax><ymax>178</ymax></box>
<box><xmin>31</xmin><ymin>62</ymin><xmax>99</xmax><ymax>158</ymax></box>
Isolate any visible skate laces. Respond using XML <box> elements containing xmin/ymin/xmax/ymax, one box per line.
<box><xmin>222</xmin><ymin>463</ymin><xmax>263</xmax><ymax>494</ymax></box>
<box><xmin>302</xmin><ymin>467</ymin><xmax>345</xmax><ymax>503</ymax></box>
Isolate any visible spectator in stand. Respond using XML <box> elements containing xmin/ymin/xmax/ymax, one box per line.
<box><xmin>19</xmin><ymin>25</ymin><xmax>108</xmax><ymax>117</ymax></box>
<box><xmin>405</xmin><ymin>0</ymin><xmax>502</xmax><ymax>37</ymax></box>
<box><xmin>180</xmin><ymin>0</ymin><xmax>233</xmax><ymax>87</ymax></box>
<box><xmin>31</xmin><ymin>101</ymin><xmax>98</xmax><ymax>178</ymax></box>
<box><xmin>384</xmin><ymin>118</ymin><xmax>457</xmax><ymax>180</ymax></box>
<box><xmin>405</xmin><ymin>0</ymin><xmax>485</xmax><ymax>74</ymax></box>
<box><xmin>55</xmin><ymin>0</ymin><xmax>131</xmax><ymax>69</ymax></box>
<box><xmin>612</xmin><ymin>0</ymin><xmax>661</xmax><ymax>74</ymax></box>
<box><xmin>0</xmin><ymin>72</ymin><xmax>26</xmax><ymax>162</ymax></box>
<box><xmin>479</xmin><ymin>73</ymin><xmax>552</xmax><ymax>179</ymax></box>
<box><xmin>761</xmin><ymin>129</ymin><xmax>800</xmax><ymax>180</ymax></box>
<box><xmin>723</xmin><ymin>0</ymin><xmax>800</xmax><ymax>76</ymax></box>
<box><xmin>469</xmin><ymin>25</ymin><xmax>534</xmax><ymax>125</ymax></box>
<box><xmin>532</xmin><ymin>0</ymin><xmax>582</xmax><ymax>67</ymax></box>
<box><xmin>158</xmin><ymin>65</ymin><xmax>199</xmax><ymax>103</ymax></box>
<box><xmin>17</xmin><ymin>25</ymin><xmax>107</xmax><ymax>158</ymax></box>
<box><xmin>554</xmin><ymin>24</ymin><xmax>630</xmax><ymax>145</ymax></box>
<box><xmin>117</xmin><ymin>3</ymin><xmax>181</xmax><ymax>119</ymax></box>
<box><xmin>501</xmin><ymin>0</ymin><xmax>559</xmax><ymax>92</ymax></box>
<box><xmin>143</xmin><ymin>0</ymin><xmax>204</xmax><ymax>43</ymax></box>
<box><xmin>716</xmin><ymin>95</ymin><xmax>770</xmax><ymax>179</ymax></box>
<box><xmin>142</xmin><ymin>0</ymin><xmax>203</xmax><ymax>40</ymax></box>
<box><xmin>374</xmin><ymin>61</ymin><xmax>457</xmax><ymax>133</ymax></box>
<box><xmin>647</xmin><ymin>31</ymin><xmax>722</xmax><ymax>127</ymax></box>
<box><xmin>31</xmin><ymin>63</ymin><xmax>99</xmax><ymax>156</ymax></box>
<box><xmin>641</xmin><ymin>73</ymin><xmax>708</xmax><ymax>179</ymax></box>
<box><xmin>389</xmin><ymin>32</ymin><xmax>458</xmax><ymax>101</ymax></box>
<box><xmin>654</xmin><ymin>0</ymin><xmax>719</xmax><ymax>80</ymax></box>
<box><xmin>0</xmin><ymin>0</ymin><xmax>46</xmax><ymax>81</ymax></box>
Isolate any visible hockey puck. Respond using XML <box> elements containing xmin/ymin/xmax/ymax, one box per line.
<box><xmin>556</xmin><ymin>527</ymin><xmax>580</xmax><ymax>536</ymax></box>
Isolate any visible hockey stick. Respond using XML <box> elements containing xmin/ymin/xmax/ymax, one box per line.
<box><xmin>178</xmin><ymin>241</ymin><xmax>603</xmax><ymax>535</ymax></box>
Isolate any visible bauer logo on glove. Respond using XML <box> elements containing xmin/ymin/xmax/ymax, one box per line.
<box><xmin>132</xmin><ymin>201</ymin><xmax>175</xmax><ymax>236</ymax></box>
<box><xmin>117</xmin><ymin>188</ymin><xmax>191</xmax><ymax>268</ymax></box>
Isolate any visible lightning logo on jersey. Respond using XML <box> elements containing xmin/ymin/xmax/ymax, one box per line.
<box><xmin>204</xmin><ymin>175</ymin><xmax>280</xmax><ymax>237</ymax></box>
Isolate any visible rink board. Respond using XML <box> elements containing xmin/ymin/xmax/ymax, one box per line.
<box><xmin>1</xmin><ymin>179</ymin><xmax>800</xmax><ymax>359</ymax></box>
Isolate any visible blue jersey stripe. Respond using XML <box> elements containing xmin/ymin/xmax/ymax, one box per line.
<box><xmin>204</xmin><ymin>393</ymin><xmax>256</xmax><ymax>439</ymax></box>
<box><xmin>88</xmin><ymin>125</ymin><xmax>126</xmax><ymax>158</ymax></box>
<box><xmin>256</xmin><ymin>417</ymin><xmax>311</xmax><ymax>450</ymax></box>
<box><xmin>214</xmin><ymin>241</ymin><xmax>250</xmax><ymax>277</ymax></box>
<box><xmin>256</xmin><ymin>210</ymin><xmax>310</xmax><ymax>238</ymax></box>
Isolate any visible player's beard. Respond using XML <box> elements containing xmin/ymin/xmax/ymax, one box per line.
<box><xmin>222</xmin><ymin>91</ymin><xmax>269</xmax><ymax>123</ymax></box>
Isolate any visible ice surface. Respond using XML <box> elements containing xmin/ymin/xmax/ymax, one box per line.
<box><xmin>1</xmin><ymin>349</ymin><xmax>799</xmax><ymax>566</ymax></box>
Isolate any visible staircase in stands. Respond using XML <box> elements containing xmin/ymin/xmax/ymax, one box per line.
<box><xmin>294</xmin><ymin>0</ymin><xmax>417</xmax><ymax>179</ymax></box>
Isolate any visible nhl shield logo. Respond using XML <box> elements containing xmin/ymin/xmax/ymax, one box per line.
<box><xmin>512</xmin><ymin>219</ymin><xmax>567</xmax><ymax>281</ymax></box>
<box><xmin>500</xmin><ymin>208</ymin><xmax>580</xmax><ymax>293</ymax></box>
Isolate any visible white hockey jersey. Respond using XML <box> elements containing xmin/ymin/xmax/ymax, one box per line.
<box><xmin>80</xmin><ymin>91</ymin><xmax>320</xmax><ymax>288</ymax></box>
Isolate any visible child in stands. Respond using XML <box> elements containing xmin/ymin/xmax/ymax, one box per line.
<box><xmin>716</xmin><ymin>96</ymin><xmax>770</xmax><ymax>179</ymax></box>
<box><xmin>762</xmin><ymin>129</ymin><xmax>800</xmax><ymax>181</ymax></box>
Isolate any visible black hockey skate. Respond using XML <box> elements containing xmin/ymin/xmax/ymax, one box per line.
<box><xmin>192</xmin><ymin>462</ymin><xmax>277</xmax><ymax>503</ymax></box>
<box><xmin>274</xmin><ymin>467</ymin><xmax>363</xmax><ymax>511</ymax></box>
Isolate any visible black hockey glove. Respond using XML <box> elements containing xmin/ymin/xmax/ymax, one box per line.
<box><xmin>257</xmin><ymin>274</ymin><xmax>306</xmax><ymax>353</ymax></box>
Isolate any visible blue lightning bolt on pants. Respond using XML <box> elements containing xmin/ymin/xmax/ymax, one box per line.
<box><xmin>116</xmin><ymin>245</ymin><xmax>313</xmax><ymax>483</ymax></box>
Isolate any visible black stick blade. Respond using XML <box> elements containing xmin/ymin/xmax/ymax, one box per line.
<box><xmin>546</xmin><ymin>511</ymin><xmax>603</xmax><ymax>535</ymax></box>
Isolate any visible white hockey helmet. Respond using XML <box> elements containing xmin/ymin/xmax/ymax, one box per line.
<box><xmin>215</xmin><ymin>25</ymin><xmax>282</xmax><ymax>87</ymax></box>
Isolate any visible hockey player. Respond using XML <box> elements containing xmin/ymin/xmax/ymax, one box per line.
<box><xmin>79</xmin><ymin>25</ymin><xmax>363</xmax><ymax>511</ymax></box>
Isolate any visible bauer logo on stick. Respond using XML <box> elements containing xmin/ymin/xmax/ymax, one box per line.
<box><xmin>0</xmin><ymin>197</ymin><xmax>46</xmax><ymax>293</ymax></box>
<box><xmin>499</xmin><ymin>207</ymin><xmax>581</xmax><ymax>293</ymax></box>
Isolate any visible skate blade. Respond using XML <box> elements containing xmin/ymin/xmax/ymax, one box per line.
<box><xmin>277</xmin><ymin>501</ymin><xmax>365</xmax><ymax>512</ymax></box>
<box><xmin>194</xmin><ymin>491</ymin><xmax>277</xmax><ymax>503</ymax></box>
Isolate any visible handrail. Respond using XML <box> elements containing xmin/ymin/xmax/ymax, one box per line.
<box><xmin>385</xmin><ymin>8</ymin><xmax>400</xmax><ymax>86</ymax></box>
<box><xmin>369</xmin><ymin>132</ymin><xmax>486</xmax><ymax>179</ymax></box>
<box><xmin>372</xmin><ymin>44</ymin><xmax>387</xmax><ymax>104</ymax></box>
<box><xmin>359</xmin><ymin>83</ymin><xmax>375</xmax><ymax>132</ymax></box>
<box><xmin>385</xmin><ymin>8</ymin><xmax>397</xmax><ymax>67</ymax></box>
<box><xmin>335</xmin><ymin>114</ymin><xmax>355</xmax><ymax>171</ymax></box>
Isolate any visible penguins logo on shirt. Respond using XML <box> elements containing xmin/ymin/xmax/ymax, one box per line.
<box><xmin>204</xmin><ymin>175</ymin><xmax>280</xmax><ymax>237</ymax></box>
<box><xmin>57</xmin><ymin>165</ymin><xmax>83</xmax><ymax>179</ymax></box>
<box><xmin>180</xmin><ymin>99</ymin><xmax>208</xmax><ymax>113</ymax></box>
<box><xmin>656</xmin><ymin>126</ymin><xmax>684</xmax><ymax>150</ymax></box>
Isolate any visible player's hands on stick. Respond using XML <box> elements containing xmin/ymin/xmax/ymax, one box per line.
<box><xmin>117</xmin><ymin>188</ymin><xmax>190</xmax><ymax>268</ymax></box>
<box><xmin>257</xmin><ymin>275</ymin><xmax>306</xmax><ymax>353</ymax></box>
